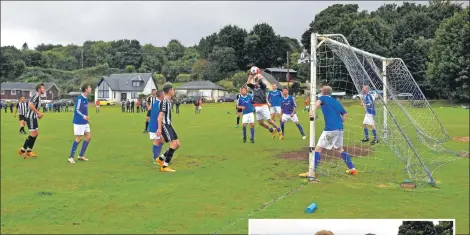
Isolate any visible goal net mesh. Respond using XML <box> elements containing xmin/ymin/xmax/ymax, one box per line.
<box><xmin>310</xmin><ymin>34</ymin><xmax>456</xmax><ymax>186</ymax></box>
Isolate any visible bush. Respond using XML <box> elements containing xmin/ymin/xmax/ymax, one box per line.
<box><xmin>216</xmin><ymin>79</ymin><xmax>234</xmax><ymax>91</ymax></box>
<box><xmin>153</xmin><ymin>73</ymin><xmax>166</xmax><ymax>87</ymax></box>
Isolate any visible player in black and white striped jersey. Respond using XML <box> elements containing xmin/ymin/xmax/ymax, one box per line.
<box><xmin>156</xmin><ymin>84</ymin><xmax>179</xmax><ymax>172</ymax></box>
<box><xmin>14</xmin><ymin>97</ymin><xmax>28</xmax><ymax>134</ymax></box>
<box><xmin>18</xmin><ymin>84</ymin><xmax>45</xmax><ymax>159</ymax></box>
<box><xmin>144</xmin><ymin>89</ymin><xmax>158</xmax><ymax>133</ymax></box>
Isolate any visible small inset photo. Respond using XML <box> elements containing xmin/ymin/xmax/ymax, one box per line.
<box><xmin>249</xmin><ymin>219</ymin><xmax>455</xmax><ymax>235</ymax></box>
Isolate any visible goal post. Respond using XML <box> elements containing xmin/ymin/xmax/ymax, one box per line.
<box><xmin>307</xmin><ymin>33</ymin><xmax>453</xmax><ymax>186</ymax></box>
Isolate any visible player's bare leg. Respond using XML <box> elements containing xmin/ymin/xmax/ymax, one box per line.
<box><xmin>267</xmin><ymin>119</ymin><xmax>283</xmax><ymax>138</ymax></box>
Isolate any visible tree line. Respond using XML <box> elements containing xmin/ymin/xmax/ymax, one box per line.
<box><xmin>0</xmin><ymin>1</ymin><xmax>468</xmax><ymax>102</ymax></box>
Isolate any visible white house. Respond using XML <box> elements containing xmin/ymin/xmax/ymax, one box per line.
<box><xmin>175</xmin><ymin>81</ymin><xmax>227</xmax><ymax>101</ymax></box>
<box><xmin>95</xmin><ymin>73</ymin><xmax>157</xmax><ymax>103</ymax></box>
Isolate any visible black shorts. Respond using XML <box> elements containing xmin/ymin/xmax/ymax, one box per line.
<box><xmin>236</xmin><ymin>106</ymin><xmax>242</xmax><ymax>113</ymax></box>
<box><xmin>19</xmin><ymin>115</ymin><xmax>26</xmax><ymax>121</ymax></box>
<box><xmin>162</xmin><ymin>124</ymin><xmax>178</xmax><ymax>143</ymax></box>
<box><xmin>146</xmin><ymin>110</ymin><xmax>151</xmax><ymax>117</ymax></box>
<box><xmin>26</xmin><ymin>117</ymin><xmax>38</xmax><ymax>130</ymax></box>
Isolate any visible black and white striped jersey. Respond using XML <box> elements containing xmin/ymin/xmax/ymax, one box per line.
<box><xmin>147</xmin><ymin>96</ymin><xmax>157</xmax><ymax>110</ymax></box>
<box><xmin>159</xmin><ymin>97</ymin><xmax>173</xmax><ymax>125</ymax></box>
<box><xmin>16</xmin><ymin>102</ymin><xmax>28</xmax><ymax>115</ymax></box>
<box><xmin>26</xmin><ymin>94</ymin><xmax>41</xmax><ymax>119</ymax></box>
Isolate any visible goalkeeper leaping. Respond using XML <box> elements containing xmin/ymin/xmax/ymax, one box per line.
<box><xmin>361</xmin><ymin>85</ymin><xmax>379</xmax><ymax>144</ymax></box>
<box><xmin>247</xmin><ymin>66</ymin><xmax>283</xmax><ymax>139</ymax></box>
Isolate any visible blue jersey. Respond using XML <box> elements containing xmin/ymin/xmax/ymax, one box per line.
<box><xmin>281</xmin><ymin>95</ymin><xmax>297</xmax><ymax>115</ymax></box>
<box><xmin>73</xmin><ymin>95</ymin><xmax>89</xmax><ymax>125</ymax></box>
<box><xmin>237</xmin><ymin>95</ymin><xmax>254</xmax><ymax>114</ymax></box>
<box><xmin>319</xmin><ymin>96</ymin><xmax>347</xmax><ymax>131</ymax></box>
<box><xmin>363</xmin><ymin>94</ymin><xmax>376</xmax><ymax>115</ymax></box>
<box><xmin>148</xmin><ymin>100</ymin><xmax>160</xmax><ymax>133</ymax></box>
<box><xmin>268</xmin><ymin>90</ymin><xmax>282</xmax><ymax>107</ymax></box>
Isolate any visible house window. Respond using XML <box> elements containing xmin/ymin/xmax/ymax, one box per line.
<box><xmin>113</xmin><ymin>92</ymin><xmax>116</xmax><ymax>99</ymax></box>
<box><xmin>11</xmin><ymin>90</ymin><xmax>18</xmax><ymax>95</ymax></box>
<box><xmin>1</xmin><ymin>90</ymin><xmax>4</xmax><ymax>95</ymax></box>
<box><xmin>132</xmin><ymin>81</ymin><xmax>140</xmax><ymax>87</ymax></box>
<box><xmin>98</xmin><ymin>82</ymin><xmax>109</xmax><ymax>98</ymax></box>
<box><xmin>131</xmin><ymin>92</ymin><xmax>137</xmax><ymax>99</ymax></box>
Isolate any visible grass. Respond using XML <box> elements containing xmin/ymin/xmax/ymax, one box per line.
<box><xmin>1</xmin><ymin>100</ymin><xmax>468</xmax><ymax>234</ymax></box>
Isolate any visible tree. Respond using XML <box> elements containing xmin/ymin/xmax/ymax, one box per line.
<box><xmin>217</xmin><ymin>25</ymin><xmax>248</xmax><ymax>69</ymax></box>
<box><xmin>398</xmin><ymin>221</ymin><xmax>437</xmax><ymax>235</ymax></box>
<box><xmin>161</xmin><ymin>61</ymin><xmax>181</xmax><ymax>82</ymax></box>
<box><xmin>139</xmin><ymin>44</ymin><xmax>166</xmax><ymax>73</ymax></box>
<box><xmin>198</xmin><ymin>33</ymin><xmax>218</xmax><ymax>59</ymax></box>
<box><xmin>231</xmin><ymin>71</ymin><xmax>248</xmax><ymax>88</ymax></box>
<box><xmin>301</xmin><ymin>4</ymin><xmax>361</xmax><ymax>52</ymax></box>
<box><xmin>427</xmin><ymin>8</ymin><xmax>469</xmax><ymax>103</ymax></box>
<box><xmin>208</xmin><ymin>46</ymin><xmax>238</xmax><ymax>80</ymax></box>
<box><xmin>191</xmin><ymin>59</ymin><xmax>211</xmax><ymax>81</ymax></box>
<box><xmin>245</xmin><ymin>23</ymin><xmax>279</xmax><ymax>68</ymax></box>
<box><xmin>21</xmin><ymin>42</ymin><xmax>29</xmax><ymax>51</ymax></box>
<box><xmin>166</xmin><ymin>39</ymin><xmax>185</xmax><ymax>61</ymax></box>
<box><xmin>434</xmin><ymin>221</ymin><xmax>453</xmax><ymax>235</ymax></box>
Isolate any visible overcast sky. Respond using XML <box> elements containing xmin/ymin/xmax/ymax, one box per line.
<box><xmin>1</xmin><ymin>1</ymin><xmax>405</xmax><ymax>49</ymax></box>
<box><xmin>249</xmin><ymin>219</ymin><xmax>451</xmax><ymax>235</ymax></box>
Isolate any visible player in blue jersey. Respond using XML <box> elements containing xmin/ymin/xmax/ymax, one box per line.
<box><xmin>361</xmin><ymin>86</ymin><xmax>379</xmax><ymax>144</ymax></box>
<box><xmin>267</xmin><ymin>84</ymin><xmax>282</xmax><ymax>122</ymax></box>
<box><xmin>299</xmin><ymin>86</ymin><xmax>358</xmax><ymax>178</ymax></box>
<box><xmin>148</xmin><ymin>90</ymin><xmax>165</xmax><ymax>165</ymax></box>
<box><xmin>279</xmin><ymin>88</ymin><xmax>306</xmax><ymax>140</ymax></box>
<box><xmin>236</xmin><ymin>87</ymin><xmax>255</xmax><ymax>143</ymax></box>
<box><xmin>68</xmin><ymin>84</ymin><xmax>92</xmax><ymax>163</ymax></box>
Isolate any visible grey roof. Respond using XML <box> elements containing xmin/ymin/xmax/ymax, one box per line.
<box><xmin>99</xmin><ymin>73</ymin><xmax>153</xmax><ymax>91</ymax></box>
<box><xmin>175</xmin><ymin>80</ymin><xmax>226</xmax><ymax>90</ymax></box>
<box><xmin>261</xmin><ymin>71</ymin><xmax>282</xmax><ymax>88</ymax></box>
<box><xmin>68</xmin><ymin>92</ymin><xmax>82</xmax><ymax>96</ymax></box>
<box><xmin>1</xmin><ymin>82</ymin><xmax>59</xmax><ymax>91</ymax></box>
<box><xmin>265</xmin><ymin>68</ymin><xmax>297</xmax><ymax>73</ymax></box>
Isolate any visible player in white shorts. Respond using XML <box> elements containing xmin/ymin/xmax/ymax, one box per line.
<box><xmin>148</xmin><ymin>91</ymin><xmax>165</xmax><ymax>165</ymax></box>
<box><xmin>237</xmin><ymin>87</ymin><xmax>256</xmax><ymax>143</ymax></box>
<box><xmin>361</xmin><ymin>85</ymin><xmax>379</xmax><ymax>144</ymax></box>
<box><xmin>279</xmin><ymin>88</ymin><xmax>306</xmax><ymax>140</ymax></box>
<box><xmin>69</xmin><ymin>84</ymin><xmax>93</xmax><ymax>163</ymax></box>
<box><xmin>246</xmin><ymin>66</ymin><xmax>282</xmax><ymax>139</ymax></box>
<box><xmin>299</xmin><ymin>86</ymin><xmax>358</xmax><ymax>179</ymax></box>
<box><xmin>267</xmin><ymin>84</ymin><xmax>282</xmax><ymax>122</ymax></box>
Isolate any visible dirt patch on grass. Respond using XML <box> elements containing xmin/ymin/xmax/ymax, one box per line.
<box><xmin>280</xmin><ymin>145</ymin><xmax>372</xmax><ymax>162</ymax></box>
<box><xmin>453</xmin><ymin>136</ymin><xmax>470</xmax><ymax>142</ymax></box>
<box><xmin>459</xmin><ymin>151</ymin><xmax>469</xmax><ymax>158</ymax></box>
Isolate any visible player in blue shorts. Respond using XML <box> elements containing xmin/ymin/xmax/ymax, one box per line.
<box><xmin>279</xmin><ymin>88</ymin><xmax>306</xmax><ymax>140</ymax></box>
<box><xmin>299</xmin><ymin>86</ymin><xmax>358</xmax><ymax>178</ymax></box>
<box><xmin>361</xmin><ymin>85</ymin><xmax>379</xmax><ymax>144</ymax></box>
<box><xmin>236</xmin><ymin>87</ymin><xmax>255</xmax><ymax>143</ymax></box>
<box><xmin>148</xmin><ymin>90</ymin><xmax>165</xmax><ymax>165</ymax></box>
<box><xmin>68</xmin><ymin>84</ymin><xmax>92</xmax><ymax>163</ymax></box>
<box><xmin>267</xmin><ymin>84</ymin><xmax>282</xmax><ymax>122</ymax></box>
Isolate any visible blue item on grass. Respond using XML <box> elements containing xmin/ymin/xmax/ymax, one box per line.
<box><xmin>305</xmin><ymin>202</ymin><xmax>317</xmax><ymax>213</ymax></box>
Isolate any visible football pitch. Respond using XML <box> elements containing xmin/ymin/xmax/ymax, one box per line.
<box><xmin>1</xmin><ymin>101</ymin><xmax>468</xmax><ymax>234</ymax></box>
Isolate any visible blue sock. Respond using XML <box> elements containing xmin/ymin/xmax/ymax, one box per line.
<box><xmin>269</xmin><ymin>127</ymin><xmax>274</xmax><ymax>133</ymax></box>
<box><xmin>296</xmin><ymin>123</ymin><xmax>305</xmax><ymax>136</ymax></box>
<box><xmin>69</xmin><ymin>141</ymin><xmax>79</xmax><ymax>158</ymax></box>
<box><xmin>314</xmin><ymin>152</ymin><xmax>321</xmax><ymax>170</ymax></box>
<box><xmin>243</xmin><ymin>126</ymin><xmax>247</xmax><ymax>139</ymax></box>
<box><xmin>341</xmin><ymin>152</ymin><xmax>355</xmax><ymax>169</ymax></box>
<box><xmin>280</xmin><ymin>122</ymin><xmax>285</xmax><ymax>134</ymax></box>
<box><xmin>276</xmin><ymin>126</ymin><xmax>281</xmax><ymax>132</ymax></box>
<box><xmin>363</xmin><ymin>128</ymin><xmax>369</xmax><ymax>139</ymax></box>
<box><xmin>372</xmin><ymin>129</ymin><xmax>377</xmax><ymax>140</ymax></box>
<box><xmin>79</xmin><ymin>141</ymin><xmax>89</xmax><ymax>157</ymax></box>
<box><xmin>153</xmin><ymin>144</ymin><xmax>162</xmax><ymax>160</ymax></box>
<box><xmin>250</xmin><ymin>127</ymin><xmax>254</xmax><ymax>139</ymax></box>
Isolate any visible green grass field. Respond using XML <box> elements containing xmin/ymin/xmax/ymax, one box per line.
<box><xmin>1</xmin><ymin>100</ymin><xmax>468</xmax><ymax>234</ymax></box>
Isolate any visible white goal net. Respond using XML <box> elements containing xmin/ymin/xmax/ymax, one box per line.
<box><xmin>307</xmin><ymin>33</ymin><xmax>455</xmax><ymax>186</ymax></box>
